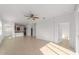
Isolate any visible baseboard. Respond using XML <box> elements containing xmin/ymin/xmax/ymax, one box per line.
<box><xmin>36</xmin><ymin>37</ymin><xmax>54</xmax><ymax>42</ymax></box>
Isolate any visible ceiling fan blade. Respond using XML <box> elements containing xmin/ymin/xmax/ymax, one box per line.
<box><xmin>33</xmin><ymin>17</ymin><xmax>39</xmax><ymax>19</ymax></box>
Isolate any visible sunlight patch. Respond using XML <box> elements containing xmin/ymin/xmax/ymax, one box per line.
<box><xmin>40</xmin><ymin>42</ymin><xmax>75</xmax><ymax>55</ymax></box>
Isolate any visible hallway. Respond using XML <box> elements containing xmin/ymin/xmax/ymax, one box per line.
<box><xmin>0</xmin><ymin>37</ymin><xmax>75</xmax><ymax>55</ymax></box>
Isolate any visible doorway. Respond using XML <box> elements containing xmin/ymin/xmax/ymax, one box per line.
<box><xmin>58</xmin><ymin>23</ymin><xmax>70</xmax><ymax>41</ymax></box>
<box><xmin>57</xmin><ymin>23</ymin><xmax>73</xmax><ymax>51</ymax></box>
<box><xmin>31</xmin><ymin>28</ymin><xmax>33</xmax><ymax>37</ymax></box>
<box><xmin>24</xmin><ymin>27</ymin><xmax>26</xmax><ymax>36</ymax></box>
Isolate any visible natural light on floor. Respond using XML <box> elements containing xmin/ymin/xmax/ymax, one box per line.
<box><xmin>40</xmin><ymin>42</ymin><xmax>75</xmax><ymax>55</ymax></box>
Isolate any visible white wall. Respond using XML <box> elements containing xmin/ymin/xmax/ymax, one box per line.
<box><xmin>75</xmin><ymin>5</ymin><xmax>79</xmax><ymax>54</ymax></box>
<box><xmin>0</xmin><ymin>19</ymin><xmax>3</xmax><ymax>43</ymax></box>
<box><xmin>36</xmin><ymin>13</ymin><xmax>76</xmax><ymax>50</ymax></box>
<box><xmin>27</xmin><ymin>24</ymin><xmax>32</xmax><ymax>36</ymax></box>
<box><xmin>75</xmin><ymin>13</ymin><xmax>79</xmax><ymax>53</ymax></box>
<box><xmin>36</xmin><ymin>18</ymin><xmax>55</xmax><ymax>41</ymax></box>
<box><xmin>2</xmin><ymin>21</ymin><xmax>14</xmax><ymax>38</ymax></box>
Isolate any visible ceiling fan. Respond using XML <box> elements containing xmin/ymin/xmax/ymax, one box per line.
<box><xmin>24</xmin><ymin>12</ymin><xmax>39</xmax><ymax>21</ymax></box>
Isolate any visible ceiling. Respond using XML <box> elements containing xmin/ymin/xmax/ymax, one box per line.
<box><xmin>0</xmin><ymin>4</ymin><xmax>75</xmax><ymax>24</ymax></box>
